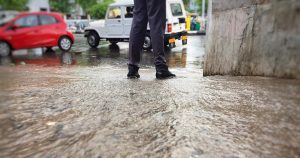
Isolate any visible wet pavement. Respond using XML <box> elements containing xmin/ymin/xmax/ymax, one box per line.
<box><xmin>0</xmin><ymin>35</ymin><xmax>299</xmax><ymax>158</ymax></box>
<box><xmin>0</xmin><ymin>34</ymin><xmax>204</xmax><ymax>69</ymax></box>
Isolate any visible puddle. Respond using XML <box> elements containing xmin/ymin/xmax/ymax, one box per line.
<box><xmin>0</xmin><ymin>35</ymin><xmax>206</xmax><ymax>69</ymax></box>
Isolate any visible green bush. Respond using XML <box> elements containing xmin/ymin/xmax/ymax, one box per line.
<box><xmin>49</xmin><ymin>0</ymin><xmax>71</xmax><ymax>14</ymax></box>
<box><xmin>0</xmin><ymin>0</ymin><xmax>28</xmax><ymax>11</ymax></box>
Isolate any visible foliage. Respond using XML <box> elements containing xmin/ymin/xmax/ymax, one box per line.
<box><xmin>49</xmin><ymin>0</ymin><xmax>72</xmax><ymax>14</ymax></box>
<box><xmin>76</xmin><ymin>0</ymin><xmax>97</xmax><ymax>12</ymax></box>
<box><xmin>183</xmin><ymin>0</ymin><xmax>208</xmax><ymax>15</ymax></box>
<box><xmin>87</xmin><ymin>0</ymin><xmax>113</xmax><ymax>19</ymax></box>
<box><xmin>182</xmin><ymin>0</ymin><xmax>189</xmax><ymax>10</ymax></box>
<box><xmin>0</xmin><ymin>0</ymin><xmax>28</xmax><ymax>11</ymax></box>
<box><xmin>196</xmin><ymin>0</ymin><xmax>208</xmax><ymax>14</ymax></box>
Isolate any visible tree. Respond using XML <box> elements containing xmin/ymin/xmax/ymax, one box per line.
<box><xmin>0</xmin><ymin>0</ymin><xmax>28</xmax><ymax>11</ymax></box>
<box><xmin>196</xmin><ymin>0</ymin><xmax>208</xmax><ymax>15</ymax></box>
<box><xmin>49</xmin><ymin>0</ymin><xmax>72</xmax><ymax>14</ymax></box>
<box><xmin>76</xmin><ymin>0</ymin><xmax>97</xmax><ymax>12</ymax></box>
<box><xmin>182</xmin><ymin>0</ymin><xmax>190</xmax><ymax>11</ymax></box>
<box><xmin>87</xmin><ymin>0</ymin><xmax>113</xmax><ymax>19</ymax></box>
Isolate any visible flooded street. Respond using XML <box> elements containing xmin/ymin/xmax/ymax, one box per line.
<box><xmin>0</xmin><ymin>35</ymin><xmax>299</xmax><ymax>158</ymax></box>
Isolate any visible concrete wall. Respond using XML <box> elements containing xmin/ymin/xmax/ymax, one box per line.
<box><xmin>204</xmin><ymin>0</ymin><xmax>300</xmax><ymax>79</ymax></box>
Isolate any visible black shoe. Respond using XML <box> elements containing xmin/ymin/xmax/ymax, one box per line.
<box><xmin>156</xmin><ymin>70</ymin><xmax>176</xmax><ymax>79</ymax></box>
<box><xmin>127</xmin><ymin>64</ymin><xmax>140</xmax><ymax>79</ymax></box>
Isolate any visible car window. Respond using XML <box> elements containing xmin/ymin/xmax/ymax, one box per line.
<box><xmin>15</xmin><ymin>15</ymin><xmax>38</xmax><ymax>28</ymax></box>
<box><xmin>107</xmin><ymin>7</ymin><xmax>121</xmax><ymax>19</ymax></box>
<box><xmin>40</xmin><ymin>15</ymin><xmax>57</xmax><ymax>25</ymax></box>
<box><xmin>125</xmin><ymin>6</ymin><xmax>134</xmax><ymax>18</ymax></box>
<box><xmin>170</xmin><ymin>3</ymin><xmax>183</xmax><ymax>16</ymax></box>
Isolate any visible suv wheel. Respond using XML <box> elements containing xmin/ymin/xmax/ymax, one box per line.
<box><xmin>58</xmin><ymin>36</ymin><xmax>72</xmax><ymax>52</ymax></box>
<box><xmin>0</xmin><ymin>42</ymin><xmax>11</xmax><ymax>56</ymax></box>
<box><xmin>109</xmin><ymin>41</ymin><xmax>118</xmax><ymax>45</ymax></box>
<box><xmin>143</xmin><ymin>33</ymin><xmax>152</xmax><ymax>51</ymax></box>
<box><xmin>87</xmin><ymin>31</ymin><xmax>100</xmax><ymax>48</ymax></box>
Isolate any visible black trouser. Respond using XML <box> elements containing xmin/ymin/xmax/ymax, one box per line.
<box><xmin>128</xmin><ymin>0</ymin><xmax>168</xmax><ymax>70</ymax></box>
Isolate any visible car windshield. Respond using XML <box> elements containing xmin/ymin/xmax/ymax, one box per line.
<box><xmin>0</xmin><ymin>13</ymin><xmax>18</xmax><ymax>27</ymax></box>
<box><xmin>170</xmin><ymin>3</ymin><xmax>183</xmax><ymax>16</ymax></box>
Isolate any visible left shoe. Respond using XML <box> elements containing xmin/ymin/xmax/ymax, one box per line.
<box><xmin>127</xmin><ymin>64</ymin><xmax>140</xmax><ymax>79</ymax></box>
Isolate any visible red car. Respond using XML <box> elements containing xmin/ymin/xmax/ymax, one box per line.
<box><xmin>0</xmin><ymin>12</ymin><xmax>74</xmax><ymax>56</ymax></box>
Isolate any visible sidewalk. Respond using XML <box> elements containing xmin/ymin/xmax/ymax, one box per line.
<box><xmin>1</xmin><ymin>65</ymin><xmax>299</xmax><ymax>158</ymax></box>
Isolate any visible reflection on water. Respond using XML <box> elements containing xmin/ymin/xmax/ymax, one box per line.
<box><xmin>166</xmin><ymin>48</ymin><xmax>187</xmax><ymax>68</ymax></box>
<box><xmin>0</xmin><ymin>49</ymin><xmax>76</xmax><ymax>66</ymax></box>
<box><xmin>0</xmin><ymin>57</ymin><xmax>13</xmax><ymax>66</ymax></box>
<box><xmin>0</xmin><ymin>35</ymin><xmax>206</xmax><ymax>68</ymax></box>
<box><xmin>0</xmin><ymin>44</ymin><xmax>196</xmax><ymax>69</ymax></box>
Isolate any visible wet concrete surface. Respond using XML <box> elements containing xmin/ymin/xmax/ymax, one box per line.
<box><xmin>1</xmin><ymin>35</ymin><xmax>205</xmax><ymax>69</ymax></box>
<box><xmin>0</xmin><ymin>35</ymin><xmax>299</xmax><ymax>158</ymax></box>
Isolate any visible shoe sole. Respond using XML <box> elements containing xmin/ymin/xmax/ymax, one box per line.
<box><xmin>156</xmin><ymin>76</ymin><xmax>176</xmax><ymax>80</ymax></box>
<box><xmin>127</xmin><ymin>76</ymin><xmax>140</xmax><ymax>79</ymax></box>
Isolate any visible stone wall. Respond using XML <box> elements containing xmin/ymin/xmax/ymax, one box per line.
<box><xmin>204</xmin><ymin>0</ymin><xmax>300</xmax><ymax>79</ymax></box>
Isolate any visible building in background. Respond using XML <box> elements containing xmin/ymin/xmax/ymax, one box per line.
<box><xmin>27</xmin><ymin>0</ymin><xmax>50</xmax><ymax>12</ymax></box>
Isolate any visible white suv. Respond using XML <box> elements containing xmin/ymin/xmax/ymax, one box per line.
<box><xmin>84</xmin><ymin>0</ymin><xmax>187</xmax><ymax>50</ymax></box>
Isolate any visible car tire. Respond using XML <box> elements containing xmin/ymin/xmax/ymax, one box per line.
<box><xmin>143</xmin><ymin>33</ymin><xmax>152</xmax><ymax>51</ymax></box>
<box><xmin>87</xmin><ymin>31</ymin><xmax>100</xmax><ymax>48</ymax></box>
<box><xmin>58</xmin><ymin>36</ymin><xmax>72</xmax><ymax>52</ymax></box>
<box><xmin>0</xmin><ymin>41</ymin><xmax>11</xmax><ymax>57</ymax></box>
<box><xmin>109</xmin><ymin>41</ymin><xmax>118</xmax><ymax>45</ymax></box>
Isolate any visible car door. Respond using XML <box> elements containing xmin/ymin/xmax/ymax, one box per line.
<box><xmin>123</xmin><ymin>5</ymin><xmax>134</xmax><ymax>37</ymax></box>
<box><xmin>8</xmin><ymin>15</ymin><xmax>40</xmax><ymax>49</ymax></box>
<box><xmin>105</xmin><ymin>6</ymin><xmax>123</xmax><ymax>37</ymax></box>
<box><xmin>38</xmin><ymin>14</ymin><xmax>60</xmax><ymax>46</ymax></box>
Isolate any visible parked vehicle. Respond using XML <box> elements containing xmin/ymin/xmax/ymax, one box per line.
<box><xmin>67</xmin><ymin>19</ymin><xmax>90</xmax><ymax>34</ymax></box>
<box><xmin>0</xmin><ymin>12</ymin><xmax>74</xmax><ymax>56</ymax></box>
<box><xmin>75</xmin><ymin>20</ymin><xmax>90</xmax><ymax>34</ymax></box>
<box><xmin>84</xmin><ymin>0</ymin><xmax>187</xmax><ymax>50</ymax></box>
<box><xmin>67</xmin><ymin>20</ymin><xmax>77</xmax><ymax>33</ymax></box>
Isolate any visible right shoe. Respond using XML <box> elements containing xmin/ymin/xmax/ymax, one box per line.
<box><xmin>127</xmin><ymin>64</ymin><xmax>140</xmax><ymax>79</ymax></box>
<box><xmin>156</xmin><ymin>69</ymin><xmax>176</xmax><ymax>79</ymax></box>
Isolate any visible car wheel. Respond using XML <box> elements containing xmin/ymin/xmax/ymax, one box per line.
<box><xmin>143</xmin><ymin>33</ymin><xmax>152</xmax><ymax>51</ymax></box>
<box><xmin>58</xmin><ymin>36</ymin><xmax>72</xmax><ymax>52</ymax></box>
<box><xmin>87</xmin><ymin>31</ymin><xmax>100</xmax><ymax>48</ymax></box>
<box><xmin>109</xmin><ymin>41</ymin><xmax>118</xmax><ymax>45</ymax></box>
<box><xmin>0</xmin><ymin>42</ymin><xmax>11</xmax><ymax>56</ymax></box>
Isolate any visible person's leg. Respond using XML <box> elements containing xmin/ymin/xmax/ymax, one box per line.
<box><xmin>146</xmin><ymin>0</ymin><xmax>176</xmax><ymax>79</ymax></box>
<box><xmin>127</xmin><ymin>0</ymin><xmax>148</xmax><ymax>78</ymax></box>
<box><xmin>128</xmin><ymin>0</ymin><xmax>148</xmax><ymax>66</ymax></box>
<box><xmin>146</xmin><ymin>0</ymin><xmax>167</xmax><ymax>70</ymax></box>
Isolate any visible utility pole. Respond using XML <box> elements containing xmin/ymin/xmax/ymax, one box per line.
<box><xmin>202</xmin><ymin>0</ymin><xmax>205</xmax><ymax>20</ymax></box>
